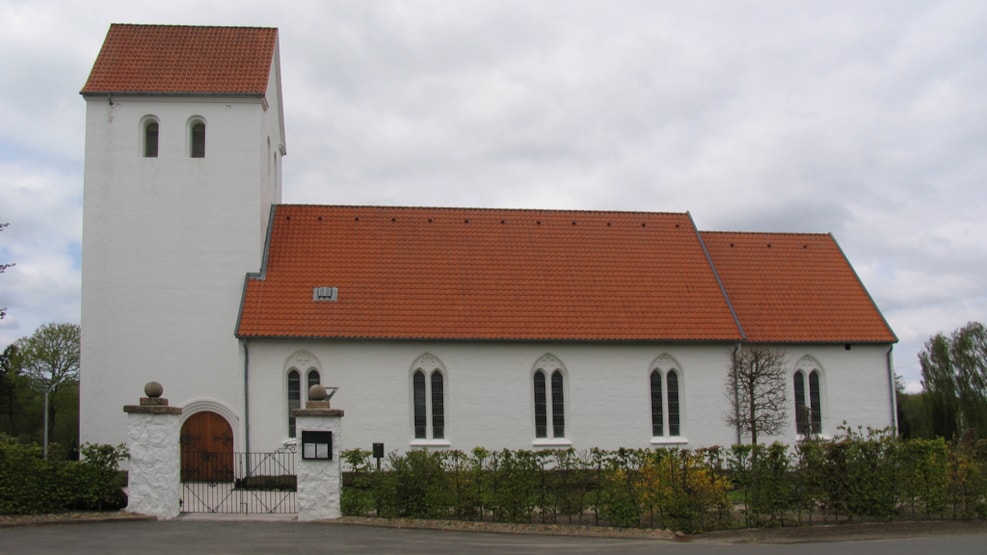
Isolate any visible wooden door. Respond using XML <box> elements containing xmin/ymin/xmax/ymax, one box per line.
<box><xmin>180</xmin><ymin>411</ymin><xmax>234</xmax><ymax>482</ymax></box>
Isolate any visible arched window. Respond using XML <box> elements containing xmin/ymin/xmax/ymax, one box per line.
<box><xmin>532</xmin><ymin>355</ymin><xmax>567</xmax><ymax>440</ymax></box>
<box><xmin>143</xmin><ymin>119</ymin><xmax>159</xmax><ymax>157</ymax></box>
<box><xmin>307</xmin><ymin>369</ymin><xmax>321</xmax><ymax>397</ymax></box>
<box><xmin>650</xmin><ymin>355</ymin><xmax>684</xmax><ymax>439</ymax></box>
<box><xmin>431</xmin><ymin>370</ymin><xmax>445</xmax><ymax>439</ymax></box>
<box><xmin>667</xmin><ymin>370</ymin><xmax>680</xmax><ymax>437</ymax></box>
<box><xmin>413</xmin><ymin>370</ymin><xmax>427</xmax><ymax>438</ymax></box>
<box><xmin>794</xmin><ymin>358</ymin><xmax>824</xmax><ymax>436</ymax></box>
<box><xmin>551</xmin><ymin>370</ymin><xmax>565</xmax><ymax>438</ymax></box>
<box><xmin>794</xmin><ymin>371</ymin><xmax>808</xmax><ymax>435</ymax></box>
<box><xmin>650</xmin><ymin>370</ymin><xmax>664</xmax><ymax>436</ymax></box>
<box><xmin>410</xmin><ymin>354</ymin><xmax>446</xmax><ymax>441</ymax></box>
<box><xmin>190</xmin><ymin>120</ymin><xmax>206</xmax><ymax>158</ymax></box>
<box><xmin>287</xmin><ymin>370</ymin><xmax>300</xmax><ymax>437</ymax></box>
<box><xmin>534</xmin><ymin>370</ymin><xmax>547</xmax><ymax>438</ymax></box>
<box><xmin>809</xmin><ymin>371</ymin><xmax>822</xmax><ymax>434</ymax></box>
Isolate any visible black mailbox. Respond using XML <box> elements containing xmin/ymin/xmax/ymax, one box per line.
<box><xmin>301</xmin><ymin>431</ymin><xmax>333</xmax><ymax>460</ymax></box>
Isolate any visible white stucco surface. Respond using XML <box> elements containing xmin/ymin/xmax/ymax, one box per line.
<box><xmin>294</xmin><ymin>413</ymin><xmax>343</xmax><ymax>521</ymax></box>
<box><xmin>80</xmin><ymin>59</ymin><xmax>284</xmax><ymax>454</ymax></box>
<box><xmin>125</xmin><ymin>411</ymin><xmax>182</xmax><ymax>519</ymax></box>
<box><xmin>245</xmin><ymin>340</ymin><xmax>897</xmax><ymax>455</ymax></box>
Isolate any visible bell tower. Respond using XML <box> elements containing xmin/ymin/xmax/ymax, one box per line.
<box><xmin>79</xmin><ymin>24</ymin><xmax>286</xmax><ymax>449</ymax></box>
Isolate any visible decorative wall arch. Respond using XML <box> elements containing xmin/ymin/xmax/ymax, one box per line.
<box><xmin>285</xmin><ymin>350</ymin><xmax>323</xmax><ymax>437</ymax></box>
<box><xmin>410</xmin><ymin>353</ymin><xmax>447</xmax><ymax>441</ymax></box>
<box><xmin>793</xmin><ymin>354</ymin><xmax>825</xmax><ymax>436</ymax></box>
<box><xmin>649</xmin><ymin>353</ymin><xmax>684</xmax><ymax>439</ymax></box>
<box><xmin>532</xmin><ymin>354</ymin><xmax>568</xmax><ymax>440</ymax></box>
<box><xmin>180</xmin><ymin>398</ymin><xmax>241</xmax><ymax>452</ymax></box>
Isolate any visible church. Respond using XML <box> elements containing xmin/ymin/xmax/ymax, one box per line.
<box><xmin>79</xmin><ymin>24</ymin><xmax>898</xmax><ymax>459</ymax></box>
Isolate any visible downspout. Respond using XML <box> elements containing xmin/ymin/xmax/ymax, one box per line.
<box><xmin>886</xmin><ymin>345</ymin><xmax>898</xmax><ymax>436</ymax></box>
<box><xmin>243</xmin><ymin>338</ymin><xmax>251</xmax><ymax>456</ymax></box>
<box><xmin>733</xmin><ymin>343</ymin><xmax>743</xmax><ymax>445</ymax></box>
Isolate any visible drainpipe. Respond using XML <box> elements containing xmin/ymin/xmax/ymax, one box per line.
<box><xmin>243</xmin><ymin>339</ymin><xmax>251</xmax><ymax>456</ymax></box>
<box><xmin>886</xmin><ymin>345</ymin><xmax>898</xmax><ymax>436</ymax></box>
<box><xmin>733</xmin><ymin>343</ymin><xmax>743</xmax><ymax>445</ymax></box>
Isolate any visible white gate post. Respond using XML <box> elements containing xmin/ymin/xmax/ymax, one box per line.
<box><xmin>122</xmin><ymin>381</ymin><xmax>183</xmax><ymax>519</ymax></box>
<box><xmin>293</xmin><ymin>385</ymin><xmax>344</xmax><ymax>521</ymax></box>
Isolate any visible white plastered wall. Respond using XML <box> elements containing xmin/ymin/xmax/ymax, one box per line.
<box><xmin>243</xmin><ymin>340</ymin><xmax>897</xmax><ymax>455</ymax></box>
<box><xmin>80</xmin><ymin>68</ymin><xmax>284</xmax><ymax>452</ymax></box>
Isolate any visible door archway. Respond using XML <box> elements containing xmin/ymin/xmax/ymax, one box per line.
<box><xmin>180</xmin><ymin>411</ymin><xmax>234</xmax><ymax>482</ymax></box>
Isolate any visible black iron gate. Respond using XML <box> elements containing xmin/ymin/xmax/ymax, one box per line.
<box><xmin>180</xmin><ymin>443</ymin><xmax>297</xmax><ymax>514</ymax></box>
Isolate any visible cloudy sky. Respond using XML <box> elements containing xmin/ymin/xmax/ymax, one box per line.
<box><xmin>1</xmin><ymin>1</ymin><xmax>985</xmax><ymax>392</ymax></box>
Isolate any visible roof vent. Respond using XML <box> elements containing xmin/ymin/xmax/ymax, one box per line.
<box><xmin>313</xmin><ymin>287</ymin><xmax>338</xmax><ymax>302</ymax></box>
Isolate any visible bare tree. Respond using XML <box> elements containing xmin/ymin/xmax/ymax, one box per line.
<box><xmin>726</xmin><ymin>345</ymin><xmax>789</xmax><ymax>445</ymax></box>
<box><xmin>0</xmin><ymin>222</ymin><xmax>12</xmax><ymax>320</ymax></box>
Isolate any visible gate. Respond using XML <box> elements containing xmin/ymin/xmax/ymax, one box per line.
<box><xmin>180</xmin><ymin>443</ymin><xmax>297</xmax><ymax>514</ymax></box>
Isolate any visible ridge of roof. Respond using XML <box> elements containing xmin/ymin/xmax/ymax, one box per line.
<box><xmin>274</xmin><ymin>204</ymin><xmax>691</xmax><ymax>217</ymax></box>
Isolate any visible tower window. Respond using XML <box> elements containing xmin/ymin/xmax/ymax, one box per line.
<box><xmin>190</xmin><ymin>121</ymin><xmax>206</xmax><ymax>158</ymax></box>
<box><xmin>143</xmin><ymin>120</ymin><xmax>159</xmax><ymax>158</ymax></box>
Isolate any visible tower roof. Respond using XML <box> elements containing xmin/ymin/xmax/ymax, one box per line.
<box><xmin>80</xmin><ymin>24</ymin><xmax>278</xmax><ymax>96</ymax></box>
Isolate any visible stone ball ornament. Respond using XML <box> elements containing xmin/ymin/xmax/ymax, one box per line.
<box><xmin>144</xmin><ymin>381</ymin><xmax>164</xmax><ymax>398</ymax></box>
<box><xmin>309</xmin><ymin>384</ymin><xmax>327</xmax><ymax>401</ymax></box>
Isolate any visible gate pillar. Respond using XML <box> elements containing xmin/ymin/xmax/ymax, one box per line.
<box><xmin>293</xmin><ymin>385</ymin><xmax>344</xmax><ymax>521</ymax></box>
<box><xmin>122</xmin><ymin>381</ymin><xmax>183</xmax><ymax>519</ymax></box>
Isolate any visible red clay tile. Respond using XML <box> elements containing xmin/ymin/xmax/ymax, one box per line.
<box><xmin>237</xmin><ymin>206</ymin><xmax>744</xmax><ymax>341</ymax></box>
<box><xmin>81</xmin><ymin>24</ymin><xmax>277</xmax><ymax>95</ymax></box>
<box><xmin>701</xmin><ymin>231</ymin><xmax>896</xmax><ymax>343</ymax></box>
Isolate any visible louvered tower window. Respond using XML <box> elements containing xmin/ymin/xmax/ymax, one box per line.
<box><xmin>190</xmin><ymin>121</ymin><xmax>206</xmax><ymax>158</ymax></box>
<box><xmin>143</xmin><ymin>120</ymin><xmax>158</xmax><ymax>157</ymax></box>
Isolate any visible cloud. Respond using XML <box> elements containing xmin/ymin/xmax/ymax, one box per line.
<box><xmin>1</xmin><ymin>0</ymin><xmax>986</xmax><ymax>392</ymax></box>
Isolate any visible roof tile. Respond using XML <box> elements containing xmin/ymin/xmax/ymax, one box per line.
<box><xmin>80</xmin><ymin>24</ymin><xmax>277</xmax><ymax>95</ymax></box>
<box><xmin>237</xmin><ymin>206</ymin><xmax>744</xmax><ymax>341</ymax></box>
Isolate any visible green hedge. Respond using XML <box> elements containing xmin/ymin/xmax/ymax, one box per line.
<box><xmin>341</xmin><ymin>428</ymin><xmax>987</xmax><ymax>532</ymax></box>
<box><xmin>0</xmin><ymin>436</ymin><xmax>128</xmax><ymax>514</ymax></box>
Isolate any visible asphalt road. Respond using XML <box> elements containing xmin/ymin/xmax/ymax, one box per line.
<box><xmin>3</xmin><ymin>520</ymin><xmax>987</xmax><ymax>555</ymax></box>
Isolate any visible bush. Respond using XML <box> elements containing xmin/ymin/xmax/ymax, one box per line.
<box><xmin>0</xmin><ymin>435</ymin><xmax>127</xmax><ymax>514</ymax></box>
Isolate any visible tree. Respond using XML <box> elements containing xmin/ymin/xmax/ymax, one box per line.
<box><xmin>920</xmin><ymin>321</ymin><xmax>987</xmax><ymax>439</ymax></box>
<box><xmin>0</xmin><ymin>222</ymin><xmax>12</xmax><ymax>320</ymax></box>
<box><xmin>14</xmin><ymin>323</ymin><xmax>81</xmax><ymax>456</ymax></box>
<box><xmin>0</xmin><ymin>344</ymin><xmax>26</xmax><ymax>436</ymax></box>
<box><xmin>726</xmin><ymin>346</ymin><xmax>789</xmax><ymax>445</ymax></box>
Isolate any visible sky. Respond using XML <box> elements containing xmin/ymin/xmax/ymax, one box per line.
<box><xmin>1</xmin><ymin>1</ymin><xmax>986</xmax><ymax>393</ymax></box>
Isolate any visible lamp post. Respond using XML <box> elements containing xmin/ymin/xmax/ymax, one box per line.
<box><xmin>42</xmin><ymin>383</ymin><xmax>50</xmax><ymax>459</ymax></box>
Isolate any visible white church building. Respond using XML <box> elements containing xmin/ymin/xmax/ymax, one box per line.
<box><xmin>79</xmin><ymin>24</ymin><xmax>898</xmax><ymax>461</ymax></box>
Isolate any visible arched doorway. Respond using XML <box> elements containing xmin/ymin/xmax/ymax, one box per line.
<box><xmin>180</xmin><ymin>411</ymin><xmax>234</xmax><ymax>482</ymax></box>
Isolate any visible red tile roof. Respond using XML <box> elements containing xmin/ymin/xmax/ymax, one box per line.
<box><xmin>237</xmin><ymin>206</ymin><xmax>745</xmax><ymax>341</ymax></box>
<box><xmin>701</xmin><ymin>231</ymin><xmax>896</xmax><ymax>343</ymax></box>
<box><xmin>80</xmin><ymin>24</ymin><xmax>277</xmax><ymax>96</ymax></box>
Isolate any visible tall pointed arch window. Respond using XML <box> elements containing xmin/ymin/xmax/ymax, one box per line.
<box><xmin>532</xmin><ymin>355</ymin><xmax>567</xmax><ymax>441</ymax></box>
<box><xmin>650</xmin><ymin>355</ymin><xmax>684</xmax><ymax>441</ymax></box>
<box><xmin>410</xmin><ymin>354</ymin><xmax>446</xmax><ymax>442</ymax></box>
<box><xmin>287</xmin><ymin>370</ymin><xmax>300</xmax><ymax>437</ymax></box>
<box><xmin>142</xmin><ymin>118</ymin><xmax>159</xmax><ymax>158</ymax></box>
<box><xmin>794</xmin><ymin>357</ymin><xmax>824</xmax><ymax>436</ymax></box>
<box><xmin>189</xmin><ymin>119</ymin><xmax>206</xmax><ymax>158</ymax></box>
<box><xmin>285</xmin><ymin>351</ymin><xmax>323</xmax><ymax>438</ymax></box>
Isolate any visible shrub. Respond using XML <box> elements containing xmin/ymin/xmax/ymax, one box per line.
<box><xmin>0</xmin><ymin>435</ymin><xmax>127</xmax><ymax>514</ymax></box>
